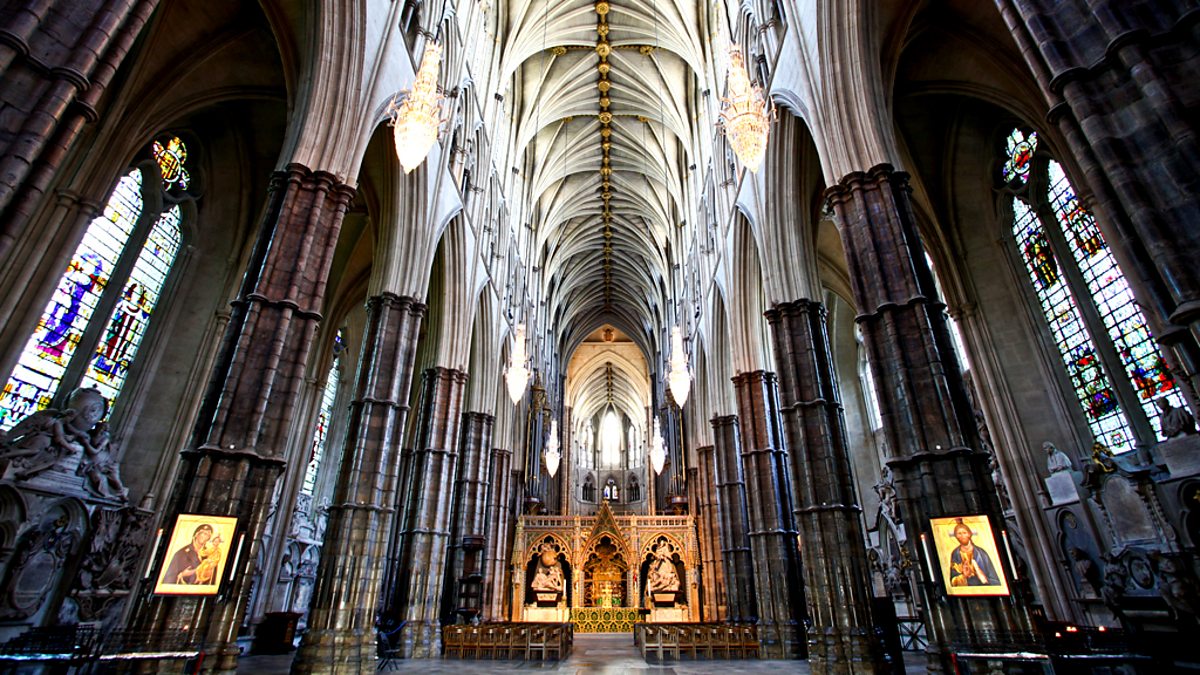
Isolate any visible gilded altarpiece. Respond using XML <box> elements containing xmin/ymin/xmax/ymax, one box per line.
<box><xmin>511</xmin><ymin>502</ymin><xmax>699</xmax><ymax>632</ymax></box>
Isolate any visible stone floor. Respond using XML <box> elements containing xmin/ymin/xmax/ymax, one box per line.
<box><xmin>237</xmin><ymin>633</ymin><xmax>929</xmax><ymax>673</ymax></box>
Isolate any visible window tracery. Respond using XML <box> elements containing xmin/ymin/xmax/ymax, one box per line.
<box><xmin>1003</xmin><ymin>128</ymin><xmax>1184</xmax><ymax>452</ymax></box>
<box><xmin>0</xmin><ymin>136</ymin><xmax>194</xmax><ymax>430</ymax></box>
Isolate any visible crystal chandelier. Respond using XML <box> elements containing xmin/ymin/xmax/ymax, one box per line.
<box><xmin>667</xmin><ymin>326</ymin><xmax>691</xmax><ymax>406</ymax></box>
<box><xmin>389</xmin><ymin>41</ymin><xmax>444</xmax><ymax>174</ymax></box>
<box><xmin>649</xmin><ymin>416</ymin><xmax>666</xmax><ymax>476</ymax></box>
<box><xmin>545</xmin><ymin>419</ymin><xmax>561</xmax><ymax>478</ymax></box>
<box><xmin>505</xmin><ymin>323</ymin><xmax>530</xmax><ymax>404</ymax></box>
<box><xmin>719</xmin><ymin>47</ymin><xmax>773</xmax><ymax>173</ymax></box>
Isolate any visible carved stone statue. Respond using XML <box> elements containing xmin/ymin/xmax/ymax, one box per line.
<box><xmin>1158</xmin><ymin>399</ymin><xmax>1196</xmax><ymax>439</ymax></box>
<box><xmin>646</xmin><ymin>542</ymin><xmax>680</xmax><ymax>593</ymax></box>
<box><xmin>1089</xmin><ymin>441</ymin><xmax>1116</xmax><ymax>473</ymax></box>
<box><xmin>1151</xmin><ymin>552</ymin><xmax>1200</xmax><ymax>619</ymax></box>
<box><xmin>0</xmin><ymin>388</ymin><xmax>108</xmax><ymax>481</ymax></box>
<box><xmin>873</xmin><ymin>466</ymin><xmax>900</xmax><ymax>524</ymax></box>
<box><xmin>77</xmin><ymin>422</ymin><xmax>128</xmax><ymax>501</ymax></box>
<box><xmin>1044</xmin><ymin>441</ymin><xmax>1073</xmax><ymax>474</ymax></box>
<box><xmin>989</xmin><ymin>454</ymin><xmax>1012</xmax><ymax>512</ymax></box>
<box><xmin>530</xmin><ymin>544</ymin><xmax>564</xmax><ymax>592</ymax></box>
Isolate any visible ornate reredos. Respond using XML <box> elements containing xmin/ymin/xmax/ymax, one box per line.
<box><xmin>525</xmin><ymin>532</ymin><xmax>568</xmax><ymax>561</ymax></box>
<box><xmin>642</xmin><ymin>533</ymin><xmax>684</xmax><ymax>564</ymax></box>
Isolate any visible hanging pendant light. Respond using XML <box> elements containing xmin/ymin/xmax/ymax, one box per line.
<box><xmin>719</xmin><ymin>47</ymin><xmax>773</xmax><ymax>172</ymax></box>
<box><xmin>649</xmin><ymin>416</ymin><xmax>666</xmax><ymax>476</ymax></box>
<box><xmin>389</xmin><ymin>41</ymin><xmax>445</xmax><ymax>173</ymax></box>
<box><xmin>545</xmin><ymin>419</ymin><xmax>561</xmax><ymax>478</ymax></box>
<box><xmin>667</xmin><ymin>326</ymin><xmax>691</xmax><ymax>406</ymax></box>
<box><xmin>505</xmin><ymin>323</ymin><xmax>530</xmax><ymax>404</ymax></box>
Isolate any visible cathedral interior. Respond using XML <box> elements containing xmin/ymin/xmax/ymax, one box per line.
<box><xmin>0</xmin><ymin>0</ymin><xmax>1197</xmax><ymax>672</ymax></box>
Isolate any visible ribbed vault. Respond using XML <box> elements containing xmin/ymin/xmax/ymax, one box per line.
<box><xmin>503</xmin><ymin>0</ymin><xmax>706</xmax><ymax>361</ymax></box>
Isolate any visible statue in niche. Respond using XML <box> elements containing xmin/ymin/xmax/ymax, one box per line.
<box><xmin>873</xmin><ymin>466</ymin><xmax>900</xmax><ymax>524</ymax></box>
<box><xmin>1044</xmin><ymin>441</ymin><xmax>1073</xmax><ymax>474</ymax></box>
<box><xmin>1069</xmin><ymin>547</ymin><xmax>1100</xmax><ymax>598</ymax></box>
<box><xmin>0</xmin><ymin>388</ymin><xmax>109</xmax><ymax>481</ymax></box>
<box><xmin>646</xmin><ymin>542</ymin><xmax>680</xmax><ymax>594</ymax></box>
<box><xmin>1158</xmin><ymin>399</ymin><xmax>1196</xmax><ymax>439</ymax></box>
<box><xmin>530</xmin><ymin>544</ymin><xmax>564</xmax><ymax>593</ymax></box>
<box><xmin>988</xmin><ymin>454</ymin><xmax>1012</xmax><ymax>512</ymax></box>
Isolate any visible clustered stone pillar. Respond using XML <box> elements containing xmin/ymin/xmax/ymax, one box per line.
<box><xmin>440</xmin><ymin>411</ymin><xmax>494</xmax><ymax>623</ymax></box>
<box><xmin>731</xmin><ymin>371</ymin><xmax>805</xmax><ymax>658</ymax></box>
<box><xmin>710</xmin><ymin>414</ymin><xmax>757</xmax><ymax>624</ymax></box>
<box><xmin>828</xmin><ymin>165</ymin><xmax>1038</xmax><ymax>672</ymax></box>
<box><xmin>130</xmin><ymin>165</ymin><xmax>354</xmax><ymax>669</ymax></box>
<box><xmin>483</xmin><ymin>447</ymin><xmax>514</xmax><ymax>620</ymax></box>
<box><xmin>695</xmin><ymin>445</ymin><xmax>726</xmax><ymax>621</ymax></box>
<box><xmin>293</xmin><ymin>293</ymin><xmax>425</xmax><ymax>673</ymax></box>
<box><xmin>767</xmin><ymin>299</ymin><xmax>884</xmax><ymax>673</ymax></box>
<box><xmin>386</xmin><ymin>366</ymin><xmax>469</xmax><ymax>657</ymax></box>
<box><xmin>0</xmin><ymin>0</ymin><xmax>159</xmax><ymax>258</ymax></box>
<box><xmin>995</xmin><ymin>0</ymin><xmax>1200</xmax><ymax>409</ymax></box>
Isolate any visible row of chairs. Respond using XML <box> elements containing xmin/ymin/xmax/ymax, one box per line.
<box><xmin>636</xmin><ymin>622</ymin><xmax>759</xmax><ymax>662</ymax></box>
<box><xmin>442</xmin><ymin>622</ymin><xmax>573</xmax><ymax>660</ymax></box>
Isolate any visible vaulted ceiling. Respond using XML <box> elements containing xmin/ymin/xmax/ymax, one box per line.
<box><xmin>502</xmin><ymin>0</ymin><xmax>710</xmax><ymax>361</ymax></box>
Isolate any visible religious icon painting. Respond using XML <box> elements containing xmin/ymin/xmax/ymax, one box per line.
<box><xmin>154</xmin><ymin>514</ymin><xmax>239</xmax><ymax>596</ymax></box>
<box><xmin>929</xmin><ymin>514</ymin><xmax>1010</xmax><ymax>597</ymax></box>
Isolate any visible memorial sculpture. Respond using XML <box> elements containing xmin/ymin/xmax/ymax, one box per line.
<box><xmin>646</xmin><ymin>542</ymin><xmax>680</xmax><ymax>594</ymax></box>
<box><xmin>531</xmin><ymin>544</ymin><xmax>564</xmax><ymax>593</ymax></box>
<box><xmin>0</xmin><ymin>388</ymin><xmax>128</xmax><ymax>500</ymax></box>
<box><xmin>1044</xmin><ymin>441</ymin><xmax>1073</xmax><ymax>474</ymax></box>
<box><xmin>1157</xmin><ymin>399</ymin><xmax>1196</xmax><ymax>439</ymax></box>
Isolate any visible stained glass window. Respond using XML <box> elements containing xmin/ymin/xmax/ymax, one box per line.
<box><xmin>0</xmin><ymin>137</ymin><xmax>191</xmax><ymax>430</ymax></box>
<box><xmin>1003</xmin><ymin>129</ymin><xmax>1037</xmax><ymax>186</ymax></box>
<box><xmin>1012</xmin><ymin>198</ymin><xmax>1133</xmax><ymax>452</ymax></box>
<box><xmin>301</xmin><ymin>330</ymin><xmax>343</xmax><ymax>497</ymax></box>
<box><xmin>1005</xmin><ymin>129</ymin><xmax>1182</xmax><ymax>452</ymax></box>
<box><xmin>1045</xmin><ymin>161</ymin><xmax>1186</xmax><ymax>428</ymax></box>
<box><xmin>81</xmin><ymin>206</ymin><xmax>182</xmax><ymax>399</ymax></box>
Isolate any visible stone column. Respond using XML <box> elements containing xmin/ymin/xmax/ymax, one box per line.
<box><xmin>767</xmin><ymin>299</ymin><xmax>884</xmax><ymax>673</ymax></box>
<box><xmin>385</xmin><ymin>366</ymin><xmax>468</xmax><ymax>656</ymax></box>
<box><xmin>128</xmin><ymin>165</ymin><xmax>353</xmax><ymax>670</ymax></box>
<box><xmin>440</xmin><ymin>411</ymin><xmax>494</xmax><ymax>623</ymax></box>
<box><xmin>482</xmin><ymin>447</ymin><xmax>513</xmax><ymax>620</ymax></box>
<box><xmin>732</xmin><ymin>371</ymin><xmax>805</xmax><ymax>658</ymax></box>
<box><xmin>710</xmin><ymin>414</ymin><xmax>756</xmax><ymax>623</ymax></box>
<box><xmin>694</xmin><ymin>448</ymin><xmax>726</xmax><ymax>621</ymax></box>
<box><xmin>995</xmin><ymin>0</ymin><xmax>1200</xmax><ymax>408</ymax></box>
<box><xmin>828</xmin><ymin>165</ymin><xmax>1038</xmax><ymax>672</ymax></box>
<box><xmin>293</xmin><ymin>293</ymin><xmax>425</xmax><ymax>673</ymax></box>
<box><xmin>0</xmin><ymin>0</ymin><xmax>159</xmax><ymax>258</ymax></box>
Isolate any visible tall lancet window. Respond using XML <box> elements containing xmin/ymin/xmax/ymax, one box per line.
<box><xmin>600</xmin><ymin>409</ymin><xmax>622</xmax><ymax>467</ymax></box>
<box><xmin>1002</xmin><ymin>128</ymin><xmax>1184</xmax><ymax>453</ymax></box>
<box><xmin>301</xmin><ymin>329</ymin><xmax>344</xmax><ymax>497</ymax></box>
<box><xmin>0</xmin><ymin>136</ymin><xmax>192</xmax><ymax>430</ymax></box>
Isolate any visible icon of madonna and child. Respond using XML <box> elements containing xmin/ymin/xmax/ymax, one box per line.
<box><xmin>930</xmin><ymin>515</ymin><xmax>1011</xmax><ymax>597</ymax></box>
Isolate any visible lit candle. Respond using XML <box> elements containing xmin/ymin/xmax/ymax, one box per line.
<box><xmin>1002</xmin><ymin>529</ymin><xmax>1019</xmax><ymax>581</ymax></box>
<box><xmin>920</xmin><ymin>533</ymin><xmax>937</xmax><ymax>583</ymax></box>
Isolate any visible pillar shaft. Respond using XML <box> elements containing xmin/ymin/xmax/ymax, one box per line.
<box><xmin>483</xmin><ymin>448</ymin><xmax>513</xmax><ymax>620</ymax></box>
<box><xmin>130</xmin><ymin>164</ymin><xmax>353</xmax><ymax>671</ymax></box>
<box><xmin>732</xmin><ymin>371</ymin><xmax>804</xmax><ymax>659</ymax></box>
<box><xmin>767</xmin><ymin>299</ymin><xmax>883</xmax><ymax>673</ymax></box>
<box><xmin>441</xmin><ymin>411</ymin><xmax>494</xmax><ymax>623</ymax></box>
<box><xmin>710</xmin><ymin>414</ymin><xmax>756</xmax><ymax>623</ymax></box>
<box><xmin>996</xmin><ymin>0</ymin><xmax>1200</xmax><ymax>408</ymax></box>
<box><xmin>695</xmin><ymin>445</ymin><xmax>726</xmax><ymax>621</ymax></box>
<box><xmin>386</xmin><ymin>366</ymin><xmax>468</xmax><ymax>657</ymax></box>
<box><xmin>293</xmin><ymin>293</ymin><xmax>425</xmax><ymax>673</ymax></box>
<box><xmin>828</xmin><ymin>165</ymin><xmax>1037</xmax><ymax>672</ymax></box>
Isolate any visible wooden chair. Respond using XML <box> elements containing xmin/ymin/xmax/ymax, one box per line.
<box><xmin>677</xmin><ymin>624</ymin><xmax>698</xmax><ymax>660</ymax></box>
<box><xmin>740</xmin><ymin>625</ymin><xmax>760</xmax><ymax>658</ymax></box>
<box><xmin>525</xmin><ymin>624</ymin><xmax>547</xmax><ymax>660</ymax></box>
<box><xmin>441</xmin><ymin>625</ymin><xmax>465</xmax><ymax>659</ymax></box>
<box><xmin>544</xmin><ymin>625</ymin><xmax>564</xmax><ymax>661</ymax></box>
<box><xmin>506</xmin><ymin>624</ymin><xmax>527</xmax><ymax>659</ymax></box>
<box><xmin>642</xmin><ymin>624</ymin><xmax>663</xmax><ymax>663</ymax></box>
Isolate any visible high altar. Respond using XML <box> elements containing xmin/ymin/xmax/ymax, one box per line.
<box><xmin>512</xmin><ymin>501</ymin><xmax>699</xmax><ymax>632</ymax></box>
